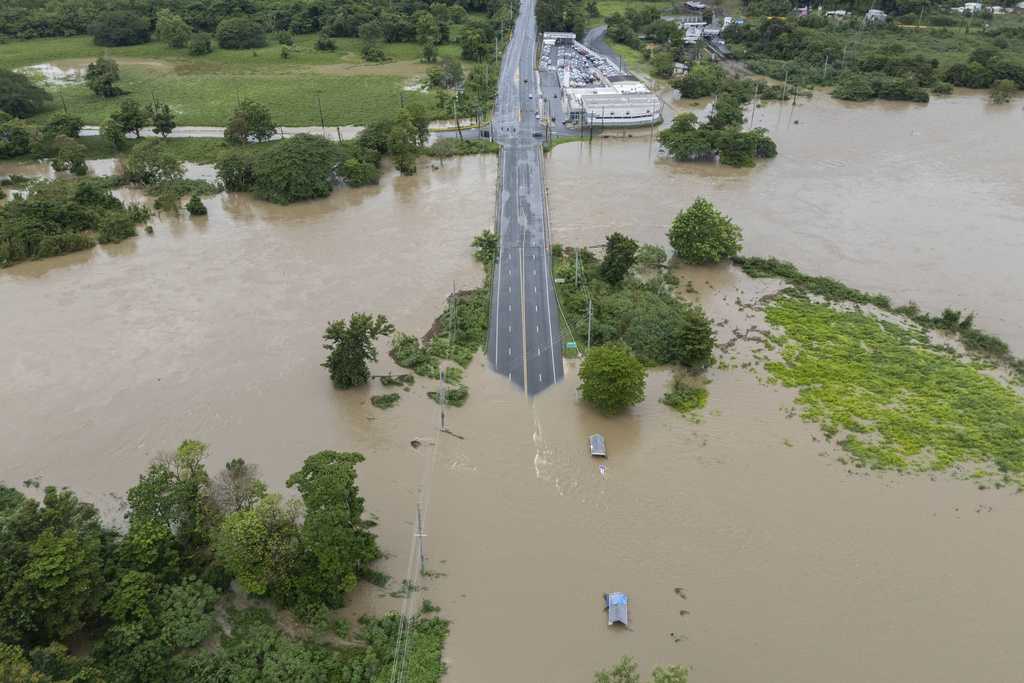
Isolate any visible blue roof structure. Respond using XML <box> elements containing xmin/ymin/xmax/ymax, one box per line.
<box><xmin>607</xmin><ymin>592</ymin><xmax>628</xmax><ymax>625</ymax></box>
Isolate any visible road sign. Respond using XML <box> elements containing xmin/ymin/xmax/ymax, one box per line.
<box><xmin>566</xmin><ymin>341</ymin><xmax>577</xmax><ymax>350</ymax></box>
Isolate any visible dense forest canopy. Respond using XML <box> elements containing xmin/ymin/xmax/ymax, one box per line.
<box><xmin>0</xmin><ymin>0</ymin><xmax>507</xmax><ymax>40</ymax></box>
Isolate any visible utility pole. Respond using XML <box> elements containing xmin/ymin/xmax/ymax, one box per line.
<box><xmin>587</xmin><ymin>297</ymin><xmax>592</xmax><ymax>351</ymax></box>
<box><xmin>316</xmin><ymin>94</ymin><xmax>326</xmax><ymax>133</ymax></box>
<box><xmin>416</xmin><ymin>503</ymin><xmax>426</xmax><ymax>574</ymax></box>
<box><xmin>822</xmin><ymin>54</ymin><xmax>830</xmax><ymax>81</ymax></box>
<box><xmin>574</xmin><ymin>249</ymin><xmax>580</xmax><ymax>287</ymax></box>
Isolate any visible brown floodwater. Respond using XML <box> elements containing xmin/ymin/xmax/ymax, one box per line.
<box><xmin>548</xmin><ymin>91</ymin><xmax>1024</xmax><ymax>352</ymax></box>
<box><xmin>2</xmin><ymin>95</ymin><xmax>1024</xmax><ymax>683</ymax></box>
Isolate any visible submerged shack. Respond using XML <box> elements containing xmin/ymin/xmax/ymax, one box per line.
<box><xmin>606</xmin><ymin>592</ymin><xmax>628</xmax><ymax>626</ymax></box>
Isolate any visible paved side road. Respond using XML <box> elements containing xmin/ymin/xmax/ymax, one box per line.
<box><xmin>486</xmin><ymin>0</ymin><xmax>564</xmax><ymax>396</ymax></box>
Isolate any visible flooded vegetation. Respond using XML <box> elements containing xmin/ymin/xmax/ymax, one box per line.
<box><xmin>1</xmin><ymin>91</ymin><xmax>1024</xmax><ymax>682</ymax></box>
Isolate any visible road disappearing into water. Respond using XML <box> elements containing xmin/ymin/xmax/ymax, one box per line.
<box><xmin>487</xmin><ymin>0</ymin><xmax>565</xmax><ymax>396</ymax></box>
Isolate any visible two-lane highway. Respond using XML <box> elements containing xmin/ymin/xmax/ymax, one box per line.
<box><xmin>487</xmin><ymin>0</ymin><xmax>564</xmax><ymax>396</ymax></box>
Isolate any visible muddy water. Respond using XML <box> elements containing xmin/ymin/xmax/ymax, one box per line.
<box><xmin>547</xmin><ymin>93</ymin><xmax>1024</xmax><ymax>351</ymax></box>
<box><xmin>2</xmin><ymin>96</ymin><xmax>1024</xmax><ymax>683</ymax></box>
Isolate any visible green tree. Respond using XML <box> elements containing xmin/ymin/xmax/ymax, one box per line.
<box><xmin>705</xmin><ymin>93</ymin><xmax>744</xmax><ymax>130</ymax></box>
<box><xmin>84</xmin><ymin>56</ymin><xmax>121</xmax><ymax>97</ymax></box>
<box><xmin>0</xmin><ymin>643</ymin><xmax>48</xmax><ymax>682</ymax></box>
<box><xmin>52</xmin><ymin>135</ymin><xmax>88</xmax><ymax>176</ymax></box>
<box><xmin>387</xmin><ymin>111</ymin><xmax>420</xmax><ymax>175</ymax></box>
<box><xmin>251</xmin><ymin>133</ymin><xmax>338</xmax><ymax>204</ymax></box>
<box><xmin>124</xmin><ymin>140</ymin><xmax>184</xmax><ymax>185</ymax></box>
<box><xmin>185</xmin><ymin>194</ymin><xmax>207</xmax><ymax>215</ymax></box>
<box><xmin>100</xmin><ymin>117</ymin><xmax>127</xmax><ymax>151</ymax></box>
<box><xmin>0</xmin><ymin>486</ymin><xmax>106</xmax><ymax>647</ymax></box>
<box><xmin>600</xmin><ymin>232</ymin><xmax>639</xmax><ymax>285</ymax></box>
<box><xmin>155</xmin><ymin>9</ymin><xmax>192</xmax><ymax>48</ymax></box>
<box><xmin>672</xmin><ymin>62</ymin><xmax>726</xmax><ymax>98</ymax></box>
<box><xmin>111</xmin><ymin>98</ymin><xmax>148</xmax><ymax>138</ymax></box>
<box><xmin>43</xmin><ymin>113</ymin><xmax>83</xmax><ymax>138</ymax></box>
<box><xmin>596</xmin><ymin>656</ymin><xmax>688</xmax><ymax>683</ymax></box>
<box><xmin>214</xmin><ymin>494</ymin><xmax>302</xmax><ymax>598</ymax></box>
<box><xmin>459</xmin><ymin>26</ymin><xmax>488</xmax><ymax>61</ymax></box>
<box><xmin>0</xmin><ymin>69</ymin><xmax>52</xmax><ymax>117</ymax></box>
<box><xmin>650</xmin><ymin>49</ymin><xmax>675</xmax><ymax>79</ymax></box>
<box><xmin>216</xmin><ymin>16</ymin><xmax>266</xmax><ymax>49</ymax></box>
<box><xmin>579</xmin><ymin>343</ymin><xmax>646</xmax><ymax>414</ymax></box>
<box><xmin>189</xmin><ymin>32</ymin><xmax>213</xmax><ymax>55</ymax></box>
<box><xmin>322</xmin><ymin>313</ymin><xmax>395</xmax><ymax>388</ymax></box>
<box><xmin>286</xmin><ymin>451</ymin><xmax>381</xmax><ymax>605</ymax></box>
<box><xmin>359</xmin><ymin>21</ymin><xmax>387</xmax><ymax>62</ymax></box>
<box><xmin>126</xmin><ymin>440</ymin><xmax>213</xmax><ymax>572</ymax></box>
<box><xmin>416</xmin><ymin>11</ymin><xmax>441</xmax><ymax>62</ymax></box>
<box><xmin>315</xmin><ymin>33</ymin><xmax>337</xmax><ymax>51</ymax></box>
<box><xmin>668</xmin><ymin>197</ymin><xmax>742</xmax><ymax>263</ymax></box>
<box><xmin>215</xmin><ymin>150</ymin><xmax>255</xmax><ymax>191</ymax></box>
<box><xmin>0</xmin><ymin>119</ymin><xmax>36</xmax><ymax>158</ymax></box>
<box><xmin>224</xmin><ymin>99</ymin><xmax>276</xmax><ymax>144</ymax></box>
<box><xmin>147</xmin><ymin>102</ymin><xmax>176</xmax><ymax>138</ymax></box>
<box><xmin>340</xmin><ymin>156</ymin><xmax>380</xmax><ymax>187</ymax></box>
<box><xmin>991</xmin><ymin>79</ymin><xmax>1017</xmax><ymax>103</ymax></box>
<box><xmin>89</xmin><ymin>10</ymin><xmax>151</xmax><ymax>46</ymax></box>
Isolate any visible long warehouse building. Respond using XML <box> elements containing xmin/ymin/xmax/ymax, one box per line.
<box><xmin>540</xmin><ymin>32</ymin><xmax>663</xmax><ymax>128</ymax></box>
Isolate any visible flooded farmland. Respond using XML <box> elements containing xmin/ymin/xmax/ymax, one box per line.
<box><xmin>2</xmin><ymin>95</ymin><xmax>1024</xmax><ymax>682</ymax></box>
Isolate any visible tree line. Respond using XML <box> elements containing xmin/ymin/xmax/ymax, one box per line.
<box><xmin>0</xmin><ymin>440</ymin><xmax>448</xmax><ymax>681</ymax></box>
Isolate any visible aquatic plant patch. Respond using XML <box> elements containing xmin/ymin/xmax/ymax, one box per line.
<box><xmin>763</xmin><ymin>296</ymin><xmax>1024</xmax><ymax>479</ymax></box>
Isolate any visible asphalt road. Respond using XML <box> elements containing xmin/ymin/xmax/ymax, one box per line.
<box><xmin>486</xmin><ymin>0</ymin><xmax>564</xmax><ymax>396</ymax></box>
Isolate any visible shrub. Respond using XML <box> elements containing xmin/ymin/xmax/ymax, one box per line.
<box><xmin>662</xmin><ymin>375</ymin><xmax>708</xmax><ymax>414</ymax></box>
<box><xmin>991</xmin><ymin>79</ymin><xmax>1017</xmax><ymax>104</ymax></box>
<box><xmin>0</xmin><ymin>119</ymin><xmax>37</xmax><ymax>158</ymax></box>
<box><xmin>185</xmin><ymin>195</ymin><xmax>207</xmax><ymax>216</ymax></box>
<box><xmin>43</xmin><ymin>113</ymin><xmax>84</xmax><ymax>138</ymax></box>
<box><xmin>189</xmin><ymin>32</ymin><xmax>213</xmax><ymax>55</ymax></box>
<box><xmin>215</xmin><ymin>151</ymin><xmax>256</xmax><ymax>191</ymax></box>
<box><xmin>315</xmin><ymin>33</ymin><xmax>336</xmax><ymax>51</ymax></box>
<box><xmin>668</xmin><ymin>197</ymin><xmax>743</xmax><ymax>263</ymax></box>
<box><xmin>216</xmin><ymin>17</ymin><xmax>266</xmax><ymax>50</ymax></box>
<box><xmin>371</xmin><ymin>393</ymin><xmax>401</xmax><ymax>409</ymax></box>
<box><xmin>124</xmin><ymin>140</ymin><xmax>184</xmax><ymax>185</ymax></box>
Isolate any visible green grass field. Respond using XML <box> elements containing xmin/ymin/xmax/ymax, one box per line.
<box><xmin>0</xmin><ymin>34</ymin><xmax>477</xmax><ymax>126</ymax></box>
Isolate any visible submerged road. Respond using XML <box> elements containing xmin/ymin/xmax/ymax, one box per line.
<box><xmin>487</xmin><ymin>0</ymin><xmax>564</xmax><ymax>396</ymax></box>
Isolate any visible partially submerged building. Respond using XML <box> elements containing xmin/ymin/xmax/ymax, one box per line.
<box><xmin>540</xmin><ymin>33</ymin><xmax>663</xmax><ymax>128</ymax></box>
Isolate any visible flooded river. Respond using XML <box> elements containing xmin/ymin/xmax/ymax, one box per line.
<box><xmin>549</xmin><ymin>91</ymin><xmax>1024</xmax><ymax>351</ymax></box>
<box><xmin>2</xmin><ymin>95</ymin><xmax>1024</xmax><ymax>682</ymax></box>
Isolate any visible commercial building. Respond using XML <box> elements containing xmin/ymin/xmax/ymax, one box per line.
<box><xmin>540</xmin><ymin>33</ymin><xmax>663</xmax><ymax>128</ymax></box>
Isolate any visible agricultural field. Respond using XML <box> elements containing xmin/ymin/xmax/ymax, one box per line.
<box><xmin>0</xmin><ymin>34</ymin><xmax>478</xmax><ymax>126</ymax></box>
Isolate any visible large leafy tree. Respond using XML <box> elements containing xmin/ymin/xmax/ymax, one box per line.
<box><xmin>0</xmin><ymin>69</ymin><xmax>51</xmax><ymax>117</ymax></box>
<box><xmin>286</xmin><ymin>451</ymin><xmax>381</xmax><ymax>606</ymax></box>
<box><xmin>0</xmin><ymin>486</ymin><xmax>107</xmax><ymax>647</ymax></box>
<box><xmin>600</xmin><ymin>232</ymin><xmax>639</xmax><ymax>285</ymax></box>
<box><xmin>85</xmin><ymin>56</ymin><xmax>121</xmax><ymax>98</ymax></box>
<box><xmin>252</xmin><ymin>133</ymin><xmax>339</xmax><ymax>204</ymax></box>
<box><xmin>214</xmin><ymin>494</ymin><xmax>302</xmax><ymax>598</ymax></box>
<box><xmin>322</xmin><ymin>313</ymin><xmax>395</xmax><ymax>388</ymax></box>
<box><xmin>123</xmin><ymin>139</ymin><xmax>184</xmax><ymax>185</ymax></box>
<box><xmin>579</xmin><ymin>343</ymin><xmax>646</xmax><ymax>414</ymax></box>
<box><xmin>668</xmin><ymin>197</ymin><xmax>743</xmax><ymax>263</ymax></box>
<box><xmin>147</xmin><ymin>102</ymin><xmax>176</xmax><ymax>138</ymax></box>
<box><xmin>126</xmin><ymin>440</ymin><xmax>214</xmax><ymax>572</ymax></box>
<box><xmin>110</xmin><ymin>98</ymin><xmax>148</xmax><ymax>138</ymax></box>
<box><xmin>155</xmin><ymin>9</ymin><xmax>192</xmax><ymax>48</ymax></box>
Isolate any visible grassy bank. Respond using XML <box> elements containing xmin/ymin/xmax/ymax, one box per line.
<box><xmin>763</xmin><ymin>295</ymin><xmax>1024</xmax><ymax>483</ymax></box>
<box><xmin>0</xmin><ymin>34</ymin><xmax>468</xmax><ymax>126</ymax></box>
<box><xmin>736</xmin><ymin>256</ymin><xmax>1024</xmax><ymax>484</ymax></box>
